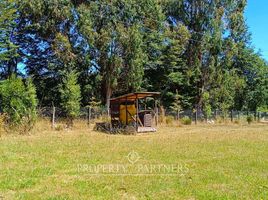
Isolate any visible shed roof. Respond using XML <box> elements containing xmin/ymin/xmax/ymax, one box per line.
<box><xmin>110</xmin><ymin>92</ymin><xmax>160</xmax><ymax>103</ymax></box>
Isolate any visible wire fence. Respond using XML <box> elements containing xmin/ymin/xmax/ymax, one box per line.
<box><xmin>165</xmin><ymin>109</ymin><xmax>268</xmax><ymax>123</ymax></box>
<box><xmin>38</xmin><ymin>107</ymin><xmax>268</xmax><ymax>125</ymax></box>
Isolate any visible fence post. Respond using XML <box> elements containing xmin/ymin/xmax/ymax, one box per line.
<box><xmin>257</xmin><ymin>112</ymin><xmax>260</xmax><ymax>122</ymax></box>
<box><xmin>155</xmin><ymin>100</ymin><xmax>158</xmax><ymax>126</ymax></box>
<box><xmin>87</xmin><ymin>107</ymin><xmax>91</xmax><ymax>126</ymax></box>
<box><xmin>231</xmin><ymin>110</ymin><xmax>233</xmax><ymax>122</ymax></box>
<box><xmin>195</xmin><ymin>109</ymin><xmax>198</xmax><ymax>125</ymax></box>
<box><xmin>52</xmin><ymin>106</ymin><xmax>56</xmax><ymax>129</ymax></box>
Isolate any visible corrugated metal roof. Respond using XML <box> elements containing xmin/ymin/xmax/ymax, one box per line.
<box><xmin>110</xmin><ymin>92</ymin><xmax>160</xmax><ymax>102</ymax></box>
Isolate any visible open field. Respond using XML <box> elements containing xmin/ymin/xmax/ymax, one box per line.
<box><xmin>0</xmin><ymin>122</ymin><xmax>268</xmax><ymax>199</ymax></box>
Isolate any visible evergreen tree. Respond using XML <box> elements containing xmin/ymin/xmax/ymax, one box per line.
<box><xmin>60</xmin><ymin>70</ymin><xmax>81</xmax><ymax>127</ymax></box>
<box><xmin>0</xmin><ymin>74</ymin><xmax>37</xmax><ymax>133</ymax></box>
<box><xmin>202</xmin><ymin>91</ymin><xmax>212</xmax><ymax>121</ymax></box>
<box><xmin>170</xmin><ymin>90</ymin><xmax>182</xmax><ymax>120</ymax></box>
<box><xmin>0</xmin><ymin>0</ymin><xmax>18</xmax><ymax>77</ymax></box>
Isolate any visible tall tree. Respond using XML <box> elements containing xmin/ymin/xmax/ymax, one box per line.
<box><xmin>76</xmin><ymin>0</ymin><xmax>165</xmax><ymax>112</ymax></box>
<box><xmin>0</xmin><ymin>0</ymin><xmax>18</xmax><ymax>78</ymax></box>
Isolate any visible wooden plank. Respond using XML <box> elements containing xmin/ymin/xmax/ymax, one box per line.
<box><xmin>144</xmin><ymin>114</ymin><xmax>152</xmax><ymax>127</ymax></box>
<box><xmin>138</xmin><ymin>127</ymin><xmax>156</xmax><ymax>133</ymax></box>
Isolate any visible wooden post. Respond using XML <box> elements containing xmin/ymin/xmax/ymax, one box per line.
<box><xmin>257</xmin><ymin>112</ymin><xmax>260</xmax><ymax>122</ymax></box>
<box><xmin>231</xmin><ymin>110</ymin><xmax>233</xmax><ymax>122</ymax></box>
<box><xmin>125</xmin><ymin>97</ymin><xmax>128</xmax><ymax>126</ymax></box>
<box><xmin>52</xmin><ymin>106</ymin><xmax>55</xmax><ymax>129</ymax></box>
<box><xmin>136</xmin><ymin>95</ymin><xmax>138</xmax><ymax>132</ymax></box>
<box><xmin>145</xmin><ymin>97</ymin><xmax>147</xmax><ymax>110</ymax></box>
<box><xmin>87</xmin><ymin>107</ymin><xmax>91</xmax><ymax>126</ymax></box>
<box><xmin>195</xmin><ymin>109</ymin><xmax>198</xmax><ymax>125</ymax></box>
<box><xmin>155</xmin><ymin>100</ymin><xmax>158</xmax><ymax>127</ymax></box>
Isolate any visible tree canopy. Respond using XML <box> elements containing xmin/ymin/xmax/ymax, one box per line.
<box><xmin>0</xmin><ymin>0</ymin><xmax>267</xmax><ymax>112</ymax></box>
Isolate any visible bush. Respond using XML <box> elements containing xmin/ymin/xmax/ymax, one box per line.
<box><xmin>247</xmin><ymin>115</ymin><xmax>253</xmax><ymax>124</ymax></box>
<box><xmin>0</xmin><ymin>75</ymin><xmax>38</xmax><ymax>134</ymax></box>
<box><xmin>166</xmin><ymin>116</ymin><xmax>175</xmax><ymax>125</ymax></box>
<box><xmin>181</xmin><ymin>116</ymin><xmax>192</xmax><ymax>125</ymax></box>
<box><xmin>55</xmin><ymin>125</ymin><xmax>64</xmax><ymax>131</ymax></box>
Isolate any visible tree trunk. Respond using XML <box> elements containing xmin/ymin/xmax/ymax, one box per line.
<box><xmin>106</xmin><ymin>86</ymin><xmax>112</xmax><ymax>117</ymax></box>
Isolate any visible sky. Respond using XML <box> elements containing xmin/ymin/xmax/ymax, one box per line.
<box><xmin>245</xmin><ymin>0</ymin><xmax>268</xmax><ymax>61</ymax></box>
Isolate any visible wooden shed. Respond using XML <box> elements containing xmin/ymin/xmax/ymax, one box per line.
<box><xmin>110</xmin><ymin>92</ymin><xmax>160</xmax><ymax>133</ymax></box>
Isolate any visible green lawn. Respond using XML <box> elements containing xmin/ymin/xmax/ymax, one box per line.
<box><xmin>0</xmin><ymin>123</ymin><xmax>268</xmax><ymax>199</ymax></box>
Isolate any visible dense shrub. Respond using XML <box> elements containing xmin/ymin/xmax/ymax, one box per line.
<box><xmin>247</xmin><ymin>115</ymin><xmax>253</xmax><ymax>124</ymax></box>
<box><xmin>181</xmin><ymin>116</ymin><xmax>192</xmax><ymax>125</ymax></box>
<box><xmin>0</xmin><ymin>75</ymin><xmax>38</xmax><ymax>133</ymax></box>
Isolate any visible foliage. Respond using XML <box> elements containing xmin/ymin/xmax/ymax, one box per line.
<box><xmin>170</xmin><ymin>90</ymin><xmax>183</xmax><ymax>119</ymax></box>
<box><xmin>0</xmin><ymin>0</ymin><xmax>267</xmax><ymax>114</ymax></box>
<box><xmin>181</xmin><ymin>116</ymin><xmax>192</xmax><ymax>125</ymax></box>
<box><xmin>0</xmin><ymin>0</ymin><xmax>18</xmax><ymax>77</ymax></box>
<box><xmin>0</xmin><ymin>113</ymin><xmax>6</xmax><ymax>136</ymax></box>
<box><xmin>59</xmin><ymin>70</ymin><xmax>81</xmax><ymax>127</ymax></box>
<box><xmin>165</xmin><ymin>115</ymin><xmax>175</xmax><ymax>125</ymax></box>
<box><xmin>0</xmin><ymin>75</ymin><xmax>38</xmax><ymax>133</ymax></box>
<box><xmin>246</xmin><ymin>115</ymin><xmax>253</xmax><ymax>124</ymax></box>
<box><xmin>88</xmin><ymin>96</ymin><xmax>101</xmax><ymax>109</ymax></box>
<box><xmin>202</xmin><ymin>92</ymin><xmax>212</xmax><ymax>120</ymax></box>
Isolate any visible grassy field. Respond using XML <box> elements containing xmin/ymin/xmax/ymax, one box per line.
<box><xmin>0</xmin><ymin>121</ymin><xmax>268</xmax><ymax>200</ymax></box>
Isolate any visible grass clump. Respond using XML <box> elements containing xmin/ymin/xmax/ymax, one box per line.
<box><xmin>234</xmin><ymin>119</ymin><xmax>240</xmax><ymax>124</ymax></box>
<box><xmin>181</xmin><ymin>116</ymin><xmax>192</xmax><ymax>125</ymax></box>
<box><xmin>165</xmin><ymin>115</ymin><xmax>175</xmax><ymax>125</ymax></box>
<box><xmin>0</xmin><ymin>113</ymin><xmax>6</xmax><ymax>136</ymax></box>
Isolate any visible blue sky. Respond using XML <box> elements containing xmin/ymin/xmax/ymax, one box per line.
<box><xmin>245</xmin><ymin>0</ymin><xmax>268</xmax><ymax>60</ymax></box>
